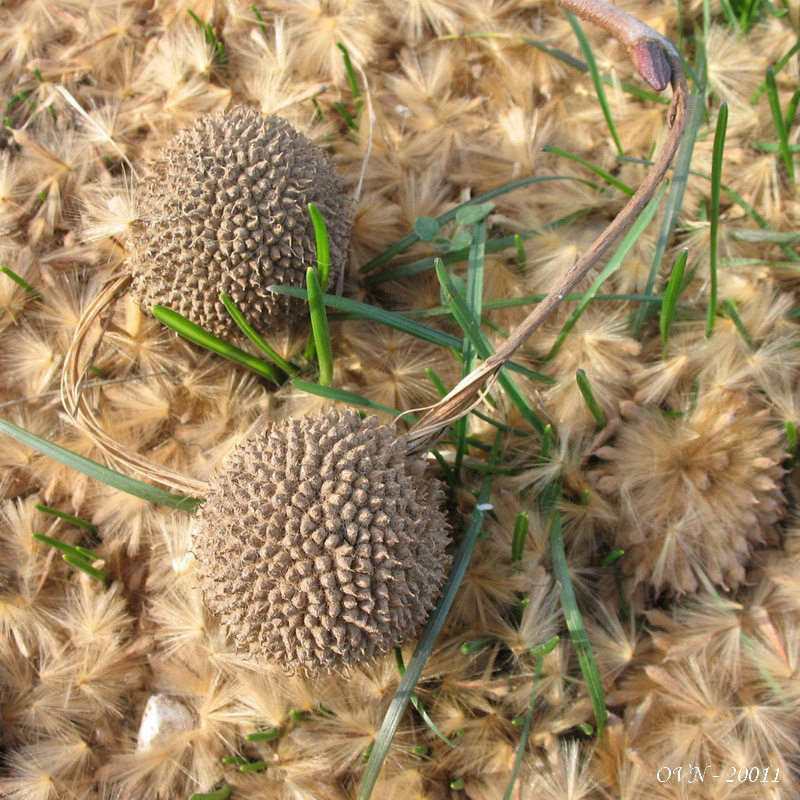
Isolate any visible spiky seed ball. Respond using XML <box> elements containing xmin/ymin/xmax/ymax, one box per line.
<box><xmin>192</xmin><ymin>409</ymin><xmax>451</xmax><ymax>673</ymax></box>
<box><xmin>128</xmin><ymin>108</ymin><xmax>352</xmax><ymax>339</ymax></box>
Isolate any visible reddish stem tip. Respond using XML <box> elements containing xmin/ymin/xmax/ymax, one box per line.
<box><xmin>631</xmin><ymin>40</ymin><xmax>672</xmax><ymax>92</ymax></box>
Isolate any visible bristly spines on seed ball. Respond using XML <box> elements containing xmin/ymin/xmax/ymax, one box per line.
<box><xmin>128</xmin><ymin>108</ymin><xmax>352</xmax><ymax>339</ymax></box>
<box><xmin>192</xmin><ymin>409</ymin><xmax>451</xmax><ymax>674</ymax></box>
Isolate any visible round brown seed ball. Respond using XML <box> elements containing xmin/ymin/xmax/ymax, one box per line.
<box><xmin>193</xmin><ymin>409</ymin><xmax>451</xmax><ymax>673</ymax></box>
<box><xmin>128</xmin><ymin>107</ymin><xmax>352</xmax><ymax>339</ymax></box>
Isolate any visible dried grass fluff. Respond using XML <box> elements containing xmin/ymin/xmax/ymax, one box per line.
<box><xmin>192</xmin><ymin>409</ymin><xmax>451</xmax><ymax>673</ymax></box>
<box><xmin>128</xmin><ymin>108</ymin><xmax>352</xmax><ymax>338</ymax></box>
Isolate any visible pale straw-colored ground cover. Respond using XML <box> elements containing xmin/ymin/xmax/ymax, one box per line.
<box><xmin>0</xmin><ymin>0</ymin><xmax>799</xmax><ymax>798</ymax></box>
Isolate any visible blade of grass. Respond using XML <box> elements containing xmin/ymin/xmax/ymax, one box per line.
<box><xmin>152</xmin><ymin>306</ymin><xmax>282</xmax><ymax>384</ymax></box>
<box><xmin>562</xmin><ymin>12</ymin><xmax>624</xmax><ymax>155</ymax></box>
<box><xmin>35</xmin><ymin>504</ymin><xmax>98</xmax><ymax>533</ymax></box>
<box><xmin>721</xmin><ymin>299</ymin><xmax>755</xmax><ymax>348</ymax></box>
<box><xmin>360</xmin><ymin>176</ymin><xmax>595</xmax><ymax>273</ymax></box>
<box><xmin>358</xmin><ymin>431</ymin><xmax>503</xmax><ymax>800</ymax></box>
<box><xmin>541</xmin><ymin>145</ymin><xmax>634</xmax><ymax>196</ymax></box>
<box><xmin>308</xmin><ymin>202</ymin><xmax>331</xmax><ymax>288</ymax></box>
<box><xmin>511</xmin><ymin>511</ymin><xmax>529</xmax><ymax>563</ymax></box>
<box><xmin>547</xmin><ymin>181</ymin><xmax>667</xmax><ymax>359</ymax></box>
<box><xmin>394</xmin><ymin>648</ymin><xmax>457</xmax><ymax>747</ymax></box>
<box><xmin>62</xmin><ymin>553</ymin><xmax>111</xmax><ymax>583</ymax></box>
<box><xmin>336</xmin><ymin>42</ymin><xmax>363</xmax><ymax>115</ymax></box>
<box><xmin>707</xmin><ymin>102</ymin><xmax>728</xmax><ymax>338</ymax></box>
<box><xmin>246</xmin><ymin>728</ymin><xmax>280</xmax><ymax>742</ymax></box>
<box><xmin>219</xmin><ymin>293</ymin><xmax>295</xmax><ymax>376</ymax></box>
<box><xmin>33</xmin><ymin>532</ymin><xmax>97</xmax><ymax>561</ymax></box>
<box><xmin>630</xmin><ymin>90</ymin><xmax>704</xmax><ymax>337</ymax></box>
<box><xmin>660</xmin><ymin>248</ymin><xmax>689</xmax><ymax>357</ymax></box>
<box><xmin>2</xmin><ymin>265</ymin><xmax>40</xmax><ymax>298</ymax></box>
<box><xmin>0</xmin><ymin>418</ymin><xmax>202</xmax><ymax>511</ymax></box>
<box><xmin>765</xmin><ymin>67</ymin><xmax>795</xmax><ymax>182</ymax></box>
<box><xmin>502</xmin><ymin>636</ymin><xmax>560</xmax><ymax>800</ymax></box>
<box><xmin>306</xmin><ymin>267</ymin><xmax>334</xmax><ymax>386</ymax></box>
<box><xmin>575</xmin><ymin>369</ymin><xmax>606</xmax><ymax>428</ymax></box>
<box><xmin>435</xmin><ymin>261</ymin><xmax>545</xmax><ymax>434</ymax></box>
<box><xmin>550</xmin><ymin>510</ymin><xmax>606</xmax><ymax>736</ymax></box>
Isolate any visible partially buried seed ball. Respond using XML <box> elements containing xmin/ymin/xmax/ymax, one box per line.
<box><xmin>128</xmin><ymin>107</ymin><xmax>352</xmax><ymax>339</ymax></box>
<box><xmin>193</xmin><ymin>409</ymin><xmax>451</xmax><ymax>673</ymax></box>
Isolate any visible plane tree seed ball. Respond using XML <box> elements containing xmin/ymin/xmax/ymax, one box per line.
<box><xmin>192</xmin><ymin>409</ymin><xmax>451</xmax><ymax>673</ymax></box>
<box><xmin>128</xmin><ymin>107</ymin><xmax>352</xmax><ymax>339</ymax></box>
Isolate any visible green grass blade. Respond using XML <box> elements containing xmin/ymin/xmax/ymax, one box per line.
<box><xmin>394</xmin><ymin>648</ymin><xmax>457</xmax><ymax>747</ymax></box>
<box><xmin>358</xmin><ymin>432</ymin><xmax>503</xmax><ymax>800</ymax></box>
<box><xmin>306</xmin><ymin>267</ymin><xmax>334</xmax><ymax>386</ymax></box>
<box><xmin>435</xmin><ymin>261</ymin><xmax>545</xmax><ymax>433</ymax></box>
<box><xmin>151</xmin><ymin>306</ymin><xmax>282</xmax><ymax>383</ymax></box>
<box><xmin>291</xmin><ymin>380</ymin><xmax>413</xmax><ymax>420</ymax></box>
<box><xmin>765</xmin><ymin>67</ymin><xmax>795</xmax><ymax>182</ymax></box>
<box><xmin>35</xmin><ymin>504</ymin><xmax>98</xmax><ymax>533</ymax></box>
<box><xmin>541</xmin><ymin>145</ymin><xmax>634</xmax><ymax>196</ymax></box>
<box><xmin>359</xmin><ymin>176</ymin><xmax>594</xmax><ymax>273</ymax></box>
<box><xmin>502</xmin><ymin>638</ymin><xmax>559</xmax><ymax>800</ymax></box>
<box><xmin>246</xmin><ymin>728</ymin><xmax>280</xmax><ymax>742</ymax></box>
<box><xmin>562</xmin><ymin>12</ymin><xmax>624</xmax><ymax>156</ymax></box>
<box><xmin>62</xmin><ymin>553</ymin><xmax>111</xmax><ymax>584</ymax></box>
<box><xmin>575</xmin><ymin>369</ymin><xmax>606</xmax><ymax>428</ymax></box>
<box><xmin>219</xmin><ymin>293</ymin><xmax>295</xmax><ymax>376</ymax></box>
<box><xmin>707</xmin><ymin>102</ymin><xmax>728</xmax><ymax>338</ymax></box>
<box><xmin>336</xmin><ymin>42</ymin><xmax>363</xmax><ymax>114</ymax></box>
<box><xmin>630</xmin><ymin>91</ymin><xmax>704</xmax><ymax>337</ymax></box>
<box><xmin>722</xmin><ymin>299</ymin><xmax>755</xmax><ymax>348</ymax></box>
<box><xmin>511</xmin><ymin>511</ymin><xmax>529</xmax><ymax>563</ymax></box>
<box><xmin>0</xmin><ymin>418</ymin><xmax>202</xmax><ymax>511</ymax></box>
<box><xmin>33</xmin><ymin>532</ymin><xmax>90</xmax><ymax>560</ymax></box>
<box><xmin>1</xmin><ymin>265</ymin><xmax>40</xmax><ymax>298</ymax></box>
<box><xmin>547</xmin><ymin>181</ymin><xmax>667</xmax><ymax>359</ymax></box>
<box><xmin>308</xmin><ymin>202</ymin><xmax>331</xmax><ymax>288</ymax></box>
<box><xmin>549</xmin><ymin>510</ymin><xmax>606</xmax><ymax>736</ymax></box>
<box><xmin>660</xmin><ymin>248</ymin><xmax>689</xmax><ymax>357</ymax></box>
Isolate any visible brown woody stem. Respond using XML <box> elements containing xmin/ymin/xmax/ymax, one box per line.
<box><xmin>405</xmin><ymin>0</ymin><xmax>688</xmax><ymax>454</ymax></box>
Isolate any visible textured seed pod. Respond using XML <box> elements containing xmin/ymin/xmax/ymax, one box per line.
<box><xmin>128</xmin><ymin>107</ymin><xmax>352</xmax><ymax>338</ymax></box>
<box><xmin>193</xmin><ymin>409</ymin><xmax>451</xmax><ymax>673</ymax></box>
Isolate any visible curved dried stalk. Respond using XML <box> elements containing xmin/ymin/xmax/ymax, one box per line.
<box><xmin>60</xmin><ymin>272</ymin><xmax>208</xmax><ymax>496</ymax></box>
<box><xmin>405</xmin><ymin>1</ymin><xmax>689</xmax><ymax>454</ymax></box>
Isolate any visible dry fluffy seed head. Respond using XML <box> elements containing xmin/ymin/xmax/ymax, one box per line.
<box><xmin>193</xmin><ymin>408</ymin><xmax>450</xmax><ymax>674</ymax></box>
<box><xmin>128</xmin><ymin>108</ymin><xmax>352</xmax><ymax>338</ymax></box>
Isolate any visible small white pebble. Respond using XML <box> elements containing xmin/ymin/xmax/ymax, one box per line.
<box><xmin>394</xmin><ymin>104</ymin><xmax>412</xmax><ymax>118</ymax></box>
<box><xmin>137</xmin><ymin>694</ymin><xmax>194</xmax><ymax>751</ymax></box>
<box><xmin>476</xmin><ymin>503</ymin><xmax>494</xmax><ymax>511</ymax></box>
<box><xmin>557</xmin><ymin>294</ymin><xmax>564</xmax><ymax>299</ymax></box>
